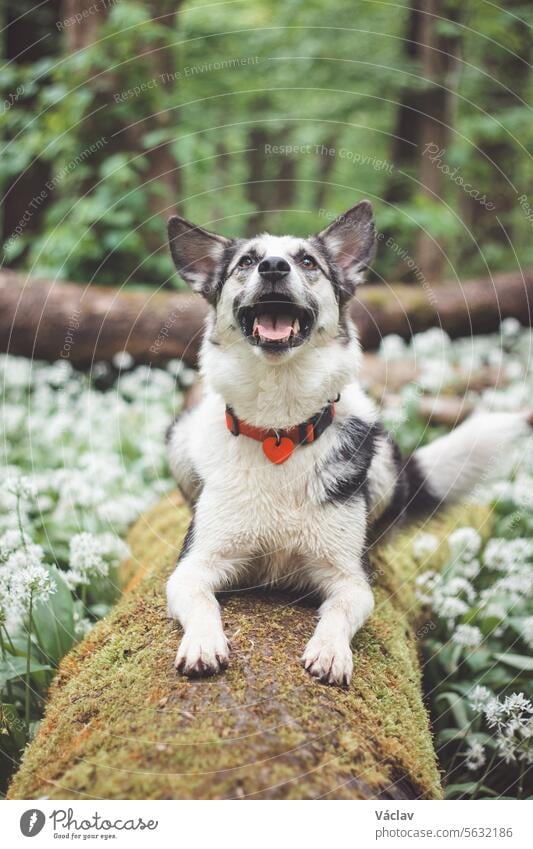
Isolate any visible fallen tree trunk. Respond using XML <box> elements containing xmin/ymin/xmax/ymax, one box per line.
<box><xmin>0</xmin><ymin>267</ymin><xmax>531</xmax><ymax>367</ymax></box>
<box><xmin>9</xmin><ymin>493</ymin><xmax>490</xmax><ymax>800</ymax></box>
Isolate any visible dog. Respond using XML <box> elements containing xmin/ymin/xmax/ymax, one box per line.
<box><xmin>165</xmin><ymin>201</ymin><xmax>531</xmax><ymax>686</ymax></box>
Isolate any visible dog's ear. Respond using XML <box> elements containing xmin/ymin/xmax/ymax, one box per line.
<box><xmin>315</xmin><ymin>200</ymin><xmax>375</xmax><ymax>300</ymax></box>
<box><xmin>168</xmin><ymin>215</ymin><xmax>232</xmax><ymax>302</ymax></box>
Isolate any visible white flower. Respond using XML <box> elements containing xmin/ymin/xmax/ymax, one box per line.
<box><xmin>4</xmin><ymin>475</ymin><xmax>36</xmax><ymax>500</ymax></box>
<box><xmin>13</xmin><ymin>563</ymin><xmax>56</xmax><ymax>606</ymax></box>
<box><xmin>91</xmin><ymin>361</ymin><xmax>111</xmax><ymax>381</ymax></box>
<box><xmin>469</xmin><ymin>685</ymin><xmax>492</xmax><ymax>711</ymax></box>
<box><xmin>411</xmin><ymin>327</ymin><xmax>451</xmax><ymax>358</ymax></box>
<box><xmin>62</xmin><ymin>568</ymin><xmax>87</xmax><ymax>590</ymax></box>
<box><xmin>496</xmin><ymin>731</ymin><xmax>517</xmax><ymax>763</ymax></box>
<box><xmin>418</xmin><ymin>360</ymin><xmax>455</xmax><ymax>393</ymax></box>
<box><xmin>483</xmin><ymin>697</ymin><xmax>505</xmax><ymax>728</ymax></box>
<box><xmin>416</xmin><ymin>571</ymin><xmax>475</xmax><ymax>623</ymax></box>
<box><xmin>444</xmin><ymin>576</ymin><xmax>477</xmax><ymax>603</ymax></box>
<box><xmin>379</xmin><ymin>334</ymin><xmax>406</xmax><ymax>360</ymax></box>
<box><xmin>500</xmin><ymin>317</ymin><xmax>521</xmax><ymax>338</ymax></box>
<box><xmin>465</xmin><ymin>740</ymin><xmax>486</xmax><ymax>771</ymax></box>
<box><xmin>502</xmin><ymin>693</ymin><xmax>533</xmax><ymax>720</ymax></box>
<box><xmin>5</xmin><ymin>543</ymin><xmax>45</xmax><ymax>573</ymax></box>
<box><xmin>180</xmin><ymin>367</ymin><xmax>196</xmax><ymax>387</ymax></box>
<box><xmin>484</xmin><ymin>538</ymin><xmax>533</xmax><ymax>572</ymax></box>
<box><xmin>0</xmin><ymin>528</ymin><xmax>29</xmax><ymax>558</ymax></box>
<box><xmin>68</xmin><ymin>532</ymin><xmax>129</xmax><ymax>583</ymax></box>
<box><xmin>44</xmin><ymin>359</ymin><xmax>73</xmax><ymax>388</ymax></box>
<box><xmin>112</xmin><ymin>350</ymin><xmax>134</xmax><ymax>370</ymax></box>
<box><xmin>437</xmin><ymin>596</ymin><xmax>470</xmax><ymax>621</ymax></box>
<box><xmin>412</xmin><ymin>533</ymin><xmax>439</xmax><ymax>561</ymax></box>
<box><xmin>0</xmin><ymin>355</ymin><xmax>32</xmax><ymax>389</ymax></box>
<box><xmin>415</xmin><ymin>570</ymin><xmax>440</xmax><ymax>604</ymax></box>
<box><xmin>453</xmin><ymin>557</ymin><xmax>481</xmax><ymax>580</ymax></box>
<box><xmin>448</xmin><ymin>527</ymin><xmax>482</xmax><ymax>562</ymax></box>
<box><xmin>451</xmin><ymin>624</ymin><xmax>482</xmax><ymax>648</ymax></box>
<box><xmin>512</xmin><ymin>476</ymin><xmax>533</xmax><ymax>511</ymax></box>
<box><xmin>69</xmin><ymin>533</ymin><xmax>109</xmax><ymax>579</ymax></box>
<box><xmin>166</xmin><ymin>359</ymin><xmax>184</xmax><ymax>378</ymax></box>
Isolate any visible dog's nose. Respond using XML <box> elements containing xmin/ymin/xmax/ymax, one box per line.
<box><xmin>258</xmin><ymin>256</ymin><xmax>290</xmax><ymax>283</ymax></box>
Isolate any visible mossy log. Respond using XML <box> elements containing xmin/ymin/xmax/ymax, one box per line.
<box><xmin>9</xmin><ymin>494</ymin><xmax>491</xmax><ymax>800</ymax></box>
<box><xmin>1</xmin><ymin>268</ymin><xmax>531</xmax><ymax>367</ymax></box>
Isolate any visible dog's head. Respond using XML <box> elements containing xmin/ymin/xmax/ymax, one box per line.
<box><xmin>168</xmin><ymin>201</ymin><xmax>375</xmax><ymax>360</ymax></box>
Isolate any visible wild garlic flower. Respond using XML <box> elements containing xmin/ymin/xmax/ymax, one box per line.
<box><xmin>0</xmin><ymin>528</ymin><xmax>30</xmax><ymax>559</ymax></box>
<box><xmin>112</xmin><ymin>350</ymin><xmax>134</xmax><ymax>370</ymax></box>
<box><xmin>465</xmin><ymin>740</ymin><xmax>486</xmax><ymax>771</ymax></box>
<box><xmin>68</xmin><ymin>532</ymin><xmax>130</xmax><ymax>585</ymax></box>
<box><xmin>4</xmin><ymin>475</ymin><xmax>36</xmax><ymax>500</ymax></box>
<box><xmin>500</xmin><ymin>317</ymin><xmax>522</xmax><ymax>338</ymax></box>
<box><xmin>378</xmin><ymin>334</ymin><xmax>406</xmax><ymax>360</ymax></box>
<box><xmin>69</xmin><ymin>533</ymin><xmax>111</xmax><ymax>580</ymax></box>
<box><xmin>469</xmin><ymin>685</ymin><xmax>493</xmax><ymax>711</ymax></box>
<box><xmin>451</xmin><ymin>624</ymin><xmax>482</xmax><ymax>648</ymax></box>
<box><xmin>12</xmin><ymin>563</ymin><xmax>55</xmax><ymax>607</ymax></box>
<box><xmin>484</xmin><ymin>538</ymin><xmax>533</xmax><ymax>572</ymax></box>
<box><xmin>412</xmin><ymin>532</ymin><xmax>439</xmax><ymax>561</ymax></box>
<box><xmin>448</xmin><ymin>527</ymin><xmax>482</xmax><ymax>562</ymax></box>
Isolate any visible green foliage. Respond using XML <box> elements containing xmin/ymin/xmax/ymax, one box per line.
<box><xmin>2</xmin><ymin>0</ymin><xmax>532</xmax><ymax>285</ymax></box>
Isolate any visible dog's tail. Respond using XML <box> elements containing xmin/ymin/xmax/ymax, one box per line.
<box><xmin>404</xmin><ymin>410</ymin><xmax>532</xmax><ymax>513</ymax></box>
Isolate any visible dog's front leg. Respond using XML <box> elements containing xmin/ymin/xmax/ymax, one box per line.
<box><xmin>167</xmin><ymin>548</ymin><xmax>234</xmax><ymax>677</ymax></box>
<box><xmin>301</xmin><ymin>572</ymin><xmax>374</xmax><ymax>687</ymax></box>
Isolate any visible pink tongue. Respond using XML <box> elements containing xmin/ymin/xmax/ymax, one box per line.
<box><xmin>256</xmin><ymin>314</ymin><xmax>293</xmax><ymax>341</ymax></box>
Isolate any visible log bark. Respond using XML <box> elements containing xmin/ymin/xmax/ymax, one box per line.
<box><xmin>0</xmin><ymin>268</ymin><xmax>531</xmax><ymax>368</ymax></box>
<box><xmin>8</xmin><ymin>493</ymin><xmax>490</xmax><ymax>800</ymax></box>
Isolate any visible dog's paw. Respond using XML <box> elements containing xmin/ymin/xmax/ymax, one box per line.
<box><xmin>301</xmin><ymin>636</ymin><xmax>353</xmax><ymax>686</ymax></box>
<box><xmin>175</xmin><ymin>629</ymin><xmax>229</xmax><ymax>677</ymax></box>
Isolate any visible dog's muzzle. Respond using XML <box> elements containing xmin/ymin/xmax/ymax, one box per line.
<box><xmin>237</xmin><ymin>291</ymin><xmax>315</xmax><ymax>353</ymax></box>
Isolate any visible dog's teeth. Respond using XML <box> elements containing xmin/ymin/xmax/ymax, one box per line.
<box><xmin>293</xmin><ymin>318</ymin><xmax>300</xmax><ymax>335</ymax></box>
<box><xmin>253</xmin><ymin>317</ymin><xmax>260</xmax><ymax>337</ymax></box>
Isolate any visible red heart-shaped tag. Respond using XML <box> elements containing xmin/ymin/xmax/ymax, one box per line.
<box><xmin>262</xmin><ymin>436</ymin><xmax>295</xmax><ymax>465</ymax></box>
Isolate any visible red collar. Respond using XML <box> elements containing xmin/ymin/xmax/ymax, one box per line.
<box><xmin>225</xmin><ymin>398</ymin><xmax>338</xmax><ymax>464</ymax></box>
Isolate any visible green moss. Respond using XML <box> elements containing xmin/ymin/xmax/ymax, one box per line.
<box><xmin>8</xmin><ymin>496</ymin><xmax>491</xmax><ymax>800</ymax></box>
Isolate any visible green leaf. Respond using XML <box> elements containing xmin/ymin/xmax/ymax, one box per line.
<box><xmin>0</xmin><ymin>657</ymin><xmax>52</xmax><ymax>687</ymax></box>
<box><xmin>445</xmin><ymin>782</ymin><xmax>479</xmax><ymax>798</ymax></box>
<box><xmin>435</xmin><ymin>691</ymin><xmax>470</xmax><ymax>728</ymax></box>
<box><xmin>493</xmin><ymin>653</ymin><xmax>533</xmax><ymax>671</ymax></box>
<box><xmin>445</xmin><ymin>782</ymin><xmax>498</xmax><ymax>799</ymax></box>
<box><xmin>437</xmin><ymin>727</ymin><xmax>469</xmax><ymax>743</ymax></box>
<box><xmin>31</xmin><ymin>565</ymin><xmax>76</xmax><ymax>665</ymax></box>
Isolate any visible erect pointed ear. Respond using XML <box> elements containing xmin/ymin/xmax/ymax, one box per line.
<box><xmin>167</xmin><ymin>215</ymin><xmax>232</xmax><ymax>302</ymax></box>
<box><xmin>315</xmin><ymin>200</ymin><xmax>375</xmax><ymax>300</ymax></box>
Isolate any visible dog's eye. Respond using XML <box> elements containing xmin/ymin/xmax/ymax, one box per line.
<box><xmin>237</xmin><ymin>255</ymin><xmax>254</xmax><ymax>269</ymax></box>
<box><xmin>300</xmin><ymin>254</ymin><xmax>317</xmax><ymax>269</ymax></box>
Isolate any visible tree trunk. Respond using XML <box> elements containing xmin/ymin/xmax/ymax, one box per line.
<box><xmin>461</xmin><ymin>2</ymin><xmax>531</xmax><ymax>262</ymax></box>
<box><xmin>60</xmin><ymin>0</ymin><xmax>182</xmax><ymax>250</ymax></box>
<box><xmin>8</xmin><ymin>493</ymin><xmax>491</xmax><ymax>800</ymax></box>
<box><xmin>1</xmin><ymin>0</ymin><xmax>61</xmax><ymax>258</ymax></box>
<box><xmin>0</xmin><ymin>268</ymin><xmax>531</xmax><ymax>368</ymax></box>
<box><xmin>384</xmin><ymin>1</ymin><xmax>462</xmax><ymax>282</ymax></box>
<box><xmin>62</xmin><ymin>0</ymin><xmax>109</xmax><ymax>51</ymax></box>
<box><xmin>244</xmin><ymin>118</ymin><xmax>298</xmax><ymax>235</ymax></box>
<box><xmin>415</xmin><ymin>0</ymin><xmax>461</xmax><ymax>282</ymax></box>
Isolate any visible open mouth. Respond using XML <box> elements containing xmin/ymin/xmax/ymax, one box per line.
<box><xmin>238</xmin><ymin>293</ymin><xmax>314</xmax><ymax>352</ymax></box>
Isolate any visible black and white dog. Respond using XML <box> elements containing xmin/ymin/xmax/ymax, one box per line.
<box><xmin>166</xmin><ymin>201</ymin><xmax>530</xmax><ymax>686</ymax></box>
